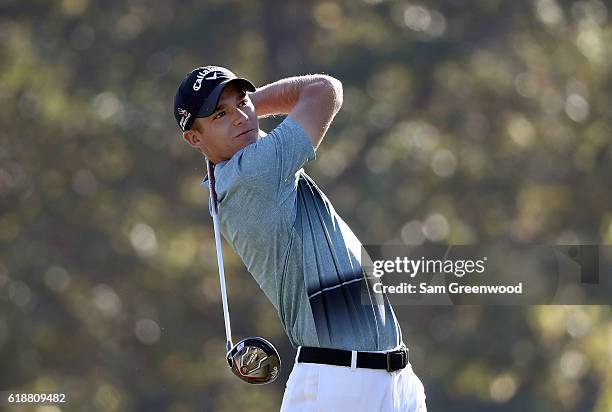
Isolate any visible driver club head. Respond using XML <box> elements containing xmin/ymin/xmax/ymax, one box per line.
<box><xmin>226</xmin><ymin>337</ymin><xmax>281</xmax><ymax>385</ymax></box>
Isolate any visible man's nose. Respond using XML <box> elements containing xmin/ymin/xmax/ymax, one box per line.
<box><xmin>233</xmin><ymin>108</ymin><xmax>248</xmax><ymax>125</ymax></box>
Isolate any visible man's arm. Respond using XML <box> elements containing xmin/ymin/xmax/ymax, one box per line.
<box><xmin>250</xmin><ymin>75</ymin><xmax>343</xmax><ymax>149</ymax></box>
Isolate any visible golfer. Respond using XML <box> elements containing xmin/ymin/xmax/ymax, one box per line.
<box><xmin>173</xmin><ymin>66</ymin><xmax>427</xmax><ymax>411</ymax></box>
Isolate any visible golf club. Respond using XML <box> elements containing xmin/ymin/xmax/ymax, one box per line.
<box><xmin>206</xmin><ymin>159</ymin><xmax>281</xmax><ymax>385</ymax></box>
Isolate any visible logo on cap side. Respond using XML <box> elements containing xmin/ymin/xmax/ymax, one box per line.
<box><xmin>193</xmin><ymin>68</ymin><xmax>215</xmax><ymax>91</ymax></box>
<box><xmin>178</xmin><ymin>108</ymin><xmax>191</xmax><ymax>129</ymax></box>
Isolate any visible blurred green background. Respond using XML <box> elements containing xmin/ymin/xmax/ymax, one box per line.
<box><xmin>1</xmin><ymin>0</ymin><xmax>612</xmax><ymax>411</ymax></box>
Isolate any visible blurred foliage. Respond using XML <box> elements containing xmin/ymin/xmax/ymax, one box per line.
<box><xmin>1</xmin><ymin>0</ymin><xmax>612</xmax><ymax>411</ymax></box>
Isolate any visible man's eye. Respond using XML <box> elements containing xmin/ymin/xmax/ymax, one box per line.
<box><xmin>214</xmin><ymin>111</ymin><xmax>225</xmax><ymax>119</ymax></box>
<box><xmin>239</xmin><ymin>99</ymin><xmax>248</xmax><ymax>107</ymax></box>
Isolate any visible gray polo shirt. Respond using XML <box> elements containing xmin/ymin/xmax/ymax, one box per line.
<box><xmin>204</xmin><ymin>117</ymin><xmax>401</xmax><ymax>351</ymax></box>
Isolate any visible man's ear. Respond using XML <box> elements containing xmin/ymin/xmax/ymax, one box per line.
<box><xmin>182</xmin><ymin>130</ymin><xmax>200</xmax><ymax>148</ymax></box>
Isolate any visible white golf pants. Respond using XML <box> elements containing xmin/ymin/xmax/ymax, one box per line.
<box><xmin>280</xmin><ymin>350</ymin><xmax>427</xmax><ymax>411</ymax></box>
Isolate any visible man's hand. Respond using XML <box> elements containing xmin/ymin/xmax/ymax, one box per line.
<box><xmin>250</xmin><ymin>75</ymin><xmax>343</xmax><ymax>149</ymax></box>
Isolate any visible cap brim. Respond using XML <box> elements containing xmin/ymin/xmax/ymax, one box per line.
<box><xmin>196</xmin><ymin>78</ymin><xmax>256</xmax><ymax>118</ymax></box>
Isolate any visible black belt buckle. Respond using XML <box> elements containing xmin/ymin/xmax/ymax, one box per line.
<box><xmin>386</xmin><ymin>347</ymin><xmax>408</xmax><ymax>372</ymax></box>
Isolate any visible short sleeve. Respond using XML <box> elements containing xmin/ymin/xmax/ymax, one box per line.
<box><xmin>225</xmin><ymin>116</ymin><xmax>316</xmax><ymax>192</ymax></box>
<box><xmin>271</xmin><ymin>116</ymin><xmax>317</xmax><ymax>180</ymax></box>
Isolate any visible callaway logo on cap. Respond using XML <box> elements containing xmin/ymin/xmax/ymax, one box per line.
<box><xmin>173</xmin><ymin>66</ymin><xmax>256</xmax><ymax>132</ymax></box>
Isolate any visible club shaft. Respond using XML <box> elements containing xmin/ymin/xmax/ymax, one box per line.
<box><xmin>206</xmin><ymin>160</ymin><xmax>233</xmax><ymax>350</ymax></box>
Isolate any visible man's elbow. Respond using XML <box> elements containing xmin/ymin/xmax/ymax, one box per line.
<box><xmin>313</xmin><ymin>75</ymin><xmax>343</xmax><ymax>113</ymax></box>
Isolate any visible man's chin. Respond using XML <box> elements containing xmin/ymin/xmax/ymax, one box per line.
<box><xmin>242</xmin><ymin>129</ymin><xmax>259</xmax><ymax>143</ymax></box>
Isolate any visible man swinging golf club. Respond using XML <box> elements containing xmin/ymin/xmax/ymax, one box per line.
<box><xmin>173</xmin><ymin>65</ymin><xmax>427</xmax><ymax>411</ymax></box>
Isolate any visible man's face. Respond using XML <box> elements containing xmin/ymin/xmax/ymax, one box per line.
<box><xmin>184</xmin><ymin>82</ymin><xmax>259</xmax><ymax>162</ymax></box>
